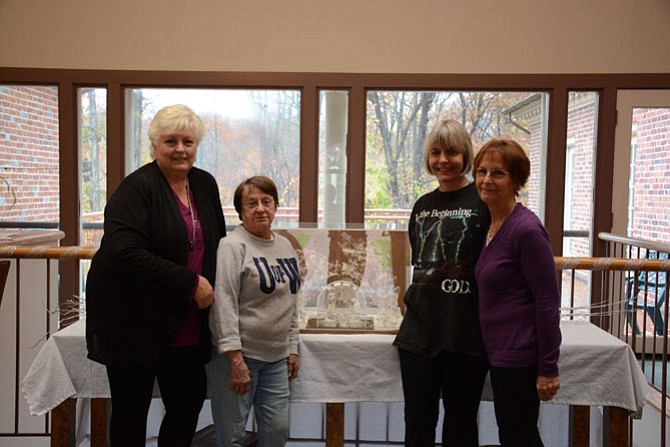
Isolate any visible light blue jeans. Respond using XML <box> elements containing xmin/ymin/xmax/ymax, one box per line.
<box><xmin>207</xmin><ymin>352</ymin><xmax>290</xmax><ymax>447</ymax></box>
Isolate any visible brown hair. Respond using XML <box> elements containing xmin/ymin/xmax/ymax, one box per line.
<box><xmin>233</xmin><ymin>176</ymin><xmax>279</xmax><ymax>218</ymax></box>
<box><xmin>474</xmin><ymin>138</ymin><xmax>530</xmax><ymax>195</ymax></box>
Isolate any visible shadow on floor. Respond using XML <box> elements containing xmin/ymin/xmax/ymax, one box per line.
<box><xmin>192</xmin><ymin>425</ymin><xmax>257</xmax><ymax>447</ymax></box>
<box><xmin>191</xmin><ymin>425</ymin><xmax>501</xmax><ymax>446</ymax></box>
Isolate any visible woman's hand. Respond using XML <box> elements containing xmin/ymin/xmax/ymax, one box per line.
<box><xmin>287</xmin><ymin>354</ymin><xmax>300</xmax><ymax>380</ymax></box>
<box><xmin>227</xmin><ymin>350</ymin><xmax>251</xmax><ymax>395</ymax></box>
<box><xmin>537</xmin><ymin>375</ymin><xmax>560</xmax><ymax>401</ymax></box>
<box><xmin>193</xmin><ymin>275</ymin><xmax>214</xmax><ymax>309</ymax></box>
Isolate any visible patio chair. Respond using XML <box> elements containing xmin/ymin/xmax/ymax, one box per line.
<box><xmin>625</xmin><ymin>250</ymin><xmax>668</xmax><ymax>336</ymax></box>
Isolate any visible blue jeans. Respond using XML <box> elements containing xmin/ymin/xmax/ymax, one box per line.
<box><xmin>207</xmin><ymin>352</ymin><xmax>290</xmax><ymax>447</ymax></box>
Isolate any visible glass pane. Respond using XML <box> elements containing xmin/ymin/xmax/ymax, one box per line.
<box><xmin>365</xmin><ymin>91</ymin><xmax>548</xmax><ymax>229</ymax></box>
<box><xmin>628</xmin><ymin>107</ymin><xmax>670</xmax><ymax>244</ymax></box>
<box><xmin>125</xmin><ymin>88</ymin><xmax>301</xmax><ymax>228</ymax></box>
<box><xmin>79</xmin><ymin>88</ymin><xmax>107</xmax><ymax>248</ymax></box>
<box><xmin>561</xmin><ymin>92</ymin><xmax>598</xmax><ymax>317</ymax></box>
<box><xmin>78</xmin><ymin>88</ymin><xmax>107</xmax><ymax>310</ymax></box>
<box><xmin>318</xmin><ymin>90</ymin><xmax>348</xmax><ymax>228</ymax></box>
<box><xmin>626</xmin><ymin>107</ymin><xmax>670</xmax><ymax>336</ymax></box>
<box><xmin>290</xmin><ymin>228</ymin><xmax>407</xmax><ymax>331</ymax></box>
<box><xmin>0</xmin><ymin>85</ymin><xmax>59</xmax><ymax>228</ymax></box>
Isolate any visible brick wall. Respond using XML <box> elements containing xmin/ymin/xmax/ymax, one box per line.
<box><xmin>524</xmin><ymin>97</ymin><xmax>597</xmax><ymax>258</ymax></box>
<box><xmin>0</xmin><ymin>86</ymin><xmax>60</xmax><ymax>223</ymax></box>
<box><xmin>630</xmin><ymin>108</ymin><xmax>670</xmax><ymax>244</ymax></box>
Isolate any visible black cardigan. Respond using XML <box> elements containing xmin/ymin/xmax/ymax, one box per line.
<box><xmin>86</xmin><ymin>161</ymin><xmax>226</xmax><ymax>366</ymax></box>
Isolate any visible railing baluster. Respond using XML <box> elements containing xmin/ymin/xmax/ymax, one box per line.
<box><xmin>14</xmin><ymin>258</ymin><xmax>20</xmax><ymax>434</ymax></box>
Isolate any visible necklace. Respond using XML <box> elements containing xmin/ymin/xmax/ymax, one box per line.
<box><xmin>486</xmin><ymin>203</ymin><xmax>516</xmax><ymax>245</ymax></box>
<box><xmin>486</xmin><ymin>223</ymin><xmax>501</xmax><ymax>245</ymax></box>
<box><xmin>185</xmin><ymin>181</ymin><xmax>196</xmax><ymax>251</ymax></box>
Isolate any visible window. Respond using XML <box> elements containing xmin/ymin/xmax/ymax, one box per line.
<box><xmin>125</xmin><ymin>88</ymin><xmax>301</xmax><ymax>227</ymax></box>
<box><xmin>78</xmin><ymin>88</ymin><xmax>107</xmax><ymax>248</ymax></box>
<box><xmin>0</xmin><ymin>85</ymin><xmax>60</xmax><ymax>229</ymax></box>
<box><xmin>78</xmin><ymin>87</ymin><xmax>107</xmax><ymax>309</ymax></box>
<box><xmin>561</xmin><ymin>92</ymin><xmax>598</xmax><ymax>316</ymax></box>
<box><xmin>365</xmin><ymin>91</ymin><xmax>549</xmax><ymax>229</ymax></box>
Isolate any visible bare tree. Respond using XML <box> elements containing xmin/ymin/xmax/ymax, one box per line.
<box><xmin>451</xmin><ymin>92</ymin><xmax>530</xmax><ymax>147</ymax></box>
<box><xmin>368</xmin><ymin>91</ymin><xmax>438</xmax><ymax>208</ymax></box>
<box><xmin>366</xmin><ymin>90</ymin><xmax>534</xmax><ymax>211</ymax></box>
<box><xmin>80</xmin><ymin>89</ymin><xmax>106</xmax><ymax>214</ymax></box>
<box><xmin>248</xmin><ymin>90</ymin><xmax>301</xmax><ymax>207</ymax></box>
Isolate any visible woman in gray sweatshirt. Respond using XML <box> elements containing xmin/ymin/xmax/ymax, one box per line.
<box><xmin>208</xmin><ymin>176</ymin><xmax>301</xmax><ymax>447</ymax></box>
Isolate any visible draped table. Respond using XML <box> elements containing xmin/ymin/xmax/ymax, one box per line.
<box><xmin>22</xmin><ymin>319</ymin><xmax>649</xmax><ymax>447</ymax></box>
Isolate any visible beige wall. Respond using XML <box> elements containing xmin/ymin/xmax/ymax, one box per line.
<box><xmin>1</xmin><ymin>0</ymin><xmax>669</xmax><ymax>73</ymax></box>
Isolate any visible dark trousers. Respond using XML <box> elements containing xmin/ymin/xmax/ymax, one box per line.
<box><xmin>398</xmin><ymin>348</ymin><xmax>489</xmax><ymax>447</ymax></box>
<box><xmin>489</xmin><ymin>365</ymin><xmax>545</xmax><ymax>447</ymax></box>
<box><xmin>106</xmin><ymin>346</ymin><xmax>207</xmax><ymax>447</ymax></box>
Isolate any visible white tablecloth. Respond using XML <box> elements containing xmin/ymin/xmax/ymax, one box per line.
<box><xmin>22</xmin><ymin>319</ymin><xmax>649</xmax><ymax>417</ymax></box>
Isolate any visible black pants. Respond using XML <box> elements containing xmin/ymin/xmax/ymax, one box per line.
<box><xmin>489</xmin><ymin>365</ymin><xmax>545</xmax><ymax>447</ymax></box>
<box><xmin>106</xmin><ymin>346</ymin><xmax>207</xmax><ymax>447</ymax></box>
<box><xmin>398</xmin><ymin>348</ymin><xmax>489</xmax><ymax>447</ymax></box>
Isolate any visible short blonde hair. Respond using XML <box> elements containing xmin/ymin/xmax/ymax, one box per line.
<box><xmin>148</xmin><ymin>104</ymin><xmax>205</xmax><ymax>159</ymax></box>
<box><xmin>422</xmin><ymin>119</ymin><xmax>474</xmax><ymax>175</ymax></box>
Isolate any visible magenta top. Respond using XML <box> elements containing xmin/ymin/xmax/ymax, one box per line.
<box><xmin>171</xmin><ymin>188</ymin><xmax>205</xmax><ymax>347</ymax></box>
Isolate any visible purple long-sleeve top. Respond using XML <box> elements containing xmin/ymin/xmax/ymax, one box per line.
<box><xmin>475</xmin><ymin>203</ymin><xmax>561</xmax><ymax>376</ymax></box>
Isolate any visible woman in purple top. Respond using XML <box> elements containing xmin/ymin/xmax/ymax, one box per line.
<box><xmin>473</xmin><ymin>138</ymin><xmax>561</xmax><ymax>447</ymax></box>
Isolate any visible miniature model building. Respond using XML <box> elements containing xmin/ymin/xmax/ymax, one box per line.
<box><xmin>277</xmin><ymin>228</ymin><xmax>407</xmax><ymax>331</ymax></box>
<box><xmin>308</xmin><ymin>280</ymin><xmax>375</xmax><ymax>330</ymax></box>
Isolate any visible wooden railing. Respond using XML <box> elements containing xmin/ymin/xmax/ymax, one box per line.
<box><xmin>0</xmin><ymin>245</ymin><xmax>94</xmax><ymax>443</ymax></box>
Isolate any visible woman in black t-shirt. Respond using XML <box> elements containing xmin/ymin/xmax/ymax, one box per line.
<box><xmin>393</xmin><ymin>119</ymin><xmax>490</xmax><ymax>447</ymax></box>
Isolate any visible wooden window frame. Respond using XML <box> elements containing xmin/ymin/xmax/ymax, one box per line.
<box><xmin>2</xmin><ymin>67</ymin><xmax>670</xmax><ymax>313</ymax></box>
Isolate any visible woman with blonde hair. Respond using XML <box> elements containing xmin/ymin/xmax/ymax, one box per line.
<box><xmin>393</xmin><ymin>119</ymin><xmax>490</xmax><ymax>446</ymax></box>
<box><xmin>86</xmin><ymin>104</ymin><xmax>226</xmax><ymax>446</ymax></box>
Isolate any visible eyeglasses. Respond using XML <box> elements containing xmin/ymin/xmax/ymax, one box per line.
<box><xmin>474</xmin><ymin>168</ymin><xmax>509</xmax><ymax>180</ymax></box>
<box><xmin>244</xmin><ymin>198</ymin><xmax>275</xmax><ymax>209</ymax></box>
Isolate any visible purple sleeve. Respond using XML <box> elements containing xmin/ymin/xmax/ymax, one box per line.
<box><xmin>517</xmin><ymin>224</ymin><xmax>562</xmax><ymax>376</ymax></box>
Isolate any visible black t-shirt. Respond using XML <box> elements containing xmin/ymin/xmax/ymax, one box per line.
<box><xmin>393</xmin><ymin>182</ymin><xmax>489</xmax><ymax>357</ymax></box>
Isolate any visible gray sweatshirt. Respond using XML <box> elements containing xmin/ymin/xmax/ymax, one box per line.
<box><xmin>210</xmin><ymin>225</ymin><xmax>300</xmax><ymax>362</ymax></box>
